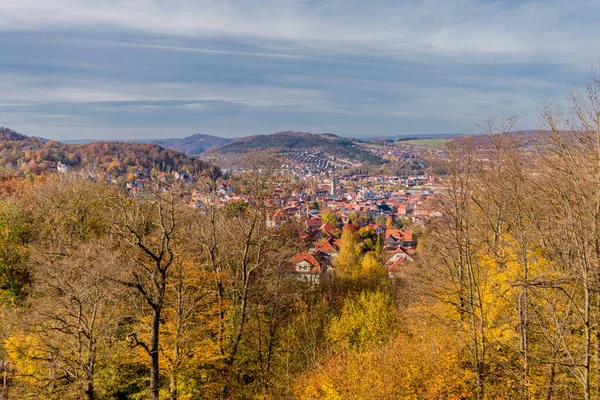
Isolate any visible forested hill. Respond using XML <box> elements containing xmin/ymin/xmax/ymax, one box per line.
<box><xmin>0</xmin><ymin>127</ymin><xmax>208</xmax><ymax>176</ymax></box>
<box><xmin>152</xmin><ymin>133</ymin><xmax>233</xmax><ymax>156</ymax></box>
<box><xmin>213</xmin><ymin>131</ymin><xmax>383</xmax><ymax>164</ymax></box>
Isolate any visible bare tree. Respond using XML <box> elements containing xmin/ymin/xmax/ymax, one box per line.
<box><xmin>110</xmin><ymin>179</ymin><xmax>181</xmax><ymax>400</ymax></box>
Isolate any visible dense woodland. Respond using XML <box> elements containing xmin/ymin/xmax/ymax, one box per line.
<box><xmin>3</xmin><ymin>73</ymin><xmax>600</xmax><ymax>399</ymax></box>
<box><xmin>0</xmin><ymin>128</ymin><xmax>207</xmax><ymax>177</ymax></box>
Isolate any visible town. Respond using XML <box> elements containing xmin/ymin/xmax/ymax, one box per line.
<box><xmin>182</xmin><ymin>167</ymin><xmax>440</xmax><ymax>283</ymax></box>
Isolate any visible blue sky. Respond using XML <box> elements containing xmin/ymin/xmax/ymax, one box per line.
<box><xmin>0</xmin><ymin>0</ymin><xmax>597</xmax><ymax>140</ymax></box>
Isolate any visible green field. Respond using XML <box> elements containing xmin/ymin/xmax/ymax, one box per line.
<box><xmin>395</xmin><ymin>138</ymin><xmax>450</xmax><ymax>149</ymax></box>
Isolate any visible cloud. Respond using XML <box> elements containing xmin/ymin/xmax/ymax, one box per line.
<box><xmin>0</xmin><ymin>103</ymin><xmax>33</xmax><ymax>107</ymax></box>
<box><xmin>1</xmin><ymin>0</ymin><xmax>598</xmax><ymax>63</ymax></box>
<box><xmin>33</xmin><ymin>114</ymin><xmax>76</xmax><ymax>118</ymax></box>
<box><xmin>0</xmin><ymin>73</ymin><xmax>330</xmax><ymax>109</ymax></box>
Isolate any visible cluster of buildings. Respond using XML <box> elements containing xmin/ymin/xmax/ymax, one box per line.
<box><xmin>260</xmin><ymin>174</ymin><xmax>439</xmax><ymax>283</ymax></box>
<box><xmin>174</xmin><ymin>169</ymin><xmax>440</xmax><ymax>283</ymax></box>
<box><xmin>290</xmin><ymin>219</ymin><xmax>416</xmax><ymax>283</ymax></box>
<box><xmin>269</xmin><ymin>174</ymin><xmax>438</xmax><ymax>223</ymax></box>
<box><xmin>282</xmin><ymin>150</ymin><xmax>361</xmax><ymax>175</ymax></box>
<box><xmin>282</xmin><ymin>177</ymin><xmax>437</xmax><ymax>283</ymax></box>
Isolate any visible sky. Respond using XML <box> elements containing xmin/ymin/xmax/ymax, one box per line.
<box><xmin>0</xmin><ymin>0</ymin><xmax>598</xmax><ymax>141</ymax></box>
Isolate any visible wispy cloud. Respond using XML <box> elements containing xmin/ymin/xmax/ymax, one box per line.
<box><xmin>2</xmin><ymin>0</ymin><xmax>598</xmax><ymax>62</ymax></box>
<box><xmin>0</xmin><ymin>73</ymin><xmax>330</xmax><ymax>108</ymax></box>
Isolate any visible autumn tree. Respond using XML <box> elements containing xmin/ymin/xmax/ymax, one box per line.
<box><xmin>3</xmin><ymin>177</ymin><xmax>128</xmax><ymax>399</ymax></box>
<box><xmin>109</xmin><ymin>178</ymin><xmax>183</xmax><ymax>400</ymax></box>
<box><xmin>321</xmin><ymin>212</ymin><xmax>338</xmax><ymax>225</ymax></box>
<box><xmin>0</xmin><ymin>200</ymin><xmax>30</xmax><ymax>305</ymax></box>
<box><xmin>191</xmin><ymin>153</ymin><xmax>306</xmax><ymax>397</ymax></box>
<box><xmin>334</xmin><ymin>230</ymin><xmax>361</xmax><ymax>279</ymax></box>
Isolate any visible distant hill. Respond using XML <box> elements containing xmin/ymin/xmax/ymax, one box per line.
<box><xmin>152</xmin><ymin>134</ymin><xmax>233</xmax><ymax>156</ymax></box>
<box><xmin>62</xmin><ymin>133</ymin><xmax>232</xmax><ymax>156</ymax></box>
<box><xmin>358</xmin><ymin>133</ymin><xmax>463</xmax><ymax>141</ymax></box>
<box><xmin>0</xmin><ymin>127</ymin><xmax>208</xmax><ymax>176</ymax></box>
<box><xmin>213</xmin><ymin>131</ymin><xmax>383</xmax><ymax>164</ymax></box>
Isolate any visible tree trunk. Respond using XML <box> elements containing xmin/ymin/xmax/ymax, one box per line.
<box><xmin>0</xmin><ymin>360</ymin><xmax>8</xmax><ymax>400</ymax></box>
<box><xmin>170</xmin><ymin>375</ymin><xmax>178</xmax><ymax>400</ymax></box>
<box><xmin>150</xmin><ymin>306</ymin><xmax>161</xmax><ymax>400</ymax></box>
<box><xmin>170</xmin><ymin>338</ymin><xmax>179</xmax><ymax>400</ymax></box>
<box><xmin>85</xmin><ymin>380</ymin><xmax>95</xmax><ymax>400</ymax></box>
<box><xmin>584</xmin><ymin>280</ymin><xmax>591</xmax><ymax>400</ymax></box>
<box><xmin>546</xmin><ymin>359</ymin><xmax>556</xmax><ymax>400</ymax></box>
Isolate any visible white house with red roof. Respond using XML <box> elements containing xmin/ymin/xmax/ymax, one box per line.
<box><xmin>291</xmin><ymin>252</ymin><xmax>325</xmax><ymax>283</ymax></box>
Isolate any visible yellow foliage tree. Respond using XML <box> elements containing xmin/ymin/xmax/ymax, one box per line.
<box><xmin>333</xmin><ymin>230</ymin><xmax>361</xmax><ymax>279</ymax></box>
<box><xmin>327</xmin><ymin>291</ymin><xmax>395</xmax><ymax>353</ymax></box>
<box><xmin>296</xmin><ymin>325</ymin><xmax>473</xmax><ymax>399</ymax></box>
